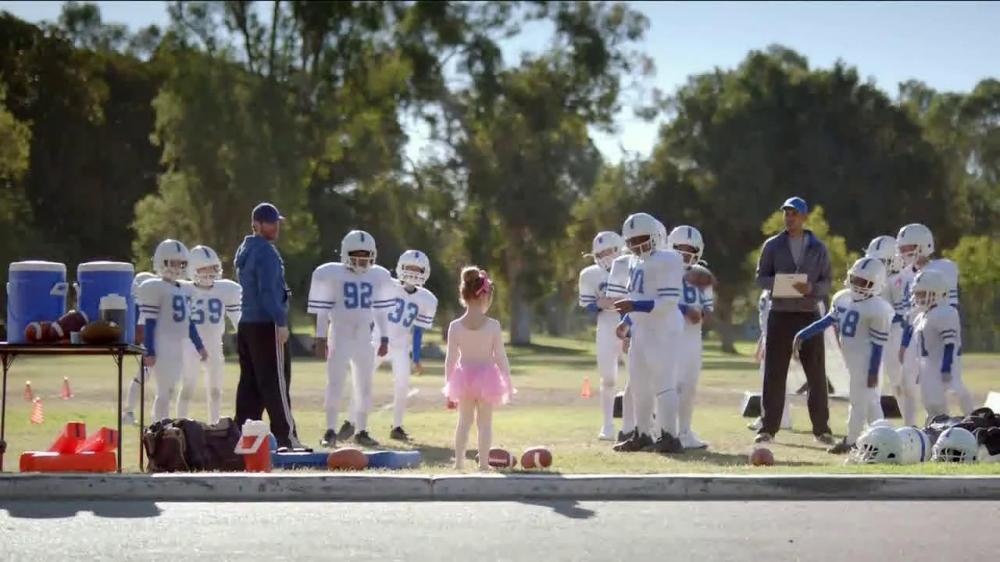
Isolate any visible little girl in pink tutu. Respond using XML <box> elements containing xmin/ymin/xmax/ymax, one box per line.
<box><xmin>443</xmin><ymin>266</ymin><xmax>514</xmax><ymax>470</ymax></box>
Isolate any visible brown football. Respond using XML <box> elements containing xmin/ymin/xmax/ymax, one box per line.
<box><xmin>327</xmin><ymin>447</ymin><xmax>368</xmax><ymax>471</ymax></box>
<box><xmin>685</xmin><ymin>264</ymin><xmax>715</xmax><ymax>288</ymax></box>
<box><xmin>477</xmin><ymin>448</ymin><xmax>516</xmax><ymax>469</ymax></box>
<box><xmin>53</xmin><ymin>310</ymin><xmax>89</xmax><ymax>338</ymax></box>
<box><xmin>80</xmin><ymin>320</ymin><xmax>123</xmax><ymax>344</ymax></box>
<box><xmin>749</xmin><ymin>447</ymin><xmax>775</xmax><ymax>467</ymax></box>
<box><xmin>520</xmin><ymin>447</ymin><xmax>553</xmax><ymax>469</ymax></box>
<box><xmin>24</xmin><ymin>321</ymin><xmax>59</xmax><ymax>343</ymax></box>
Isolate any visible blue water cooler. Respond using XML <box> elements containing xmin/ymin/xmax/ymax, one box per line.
<box><xmin>5</xmin><ymin>261</ymin><xmax>69</xmax><ymax>343</ymax></box>
<box><xmin>76</xmin><ymin>261</ymin><xmax>135</xmax><ymax>344</ymax></box>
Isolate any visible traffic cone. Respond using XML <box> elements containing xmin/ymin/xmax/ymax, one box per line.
<box><xmin>580</xmin><ymin>377</ymin><xmax>592</xmax><ymax>399</ymax></box>
<box><xmin>24</xmin><ymin>381</ymin><xmax>33</xmax><ymax>401</ymax></box>
<box><xmin>30</xmin><ymin>398</ymin><xmax>44</xmax><ymax>424</ymax></box>
<box><xmin>60</xmin><ymin>377</ymin><xmax>73</xmax><ymax>400</ymax></box>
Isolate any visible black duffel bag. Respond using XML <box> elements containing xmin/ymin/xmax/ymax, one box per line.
<box><xmin>143</xmin><ymin>417</ymin><xmax>244</xmax><ymax>472</ymax></box>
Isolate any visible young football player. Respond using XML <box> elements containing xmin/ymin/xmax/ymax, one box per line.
<box><xmin>604</xmin><ymin>248</ymin><xmax>637</xmax><ymax>443</ymax></box>
<box><xmin>578</xmin><ymin>231</ymin><xmax>626</xmax><ymax>440</ymax></box>
<box><xmin>177</xmin><ymin>245</ymin><xmax>242</xmax><ymax>423</ymax></box>
<box><xmin>123</xmin><ymin>270</ymin><xmax>157</xmax><ymax>426</ymax></box>
<box><xmin>136</xmin><ymin>239</ymin><xmax>208</xmax><ymax>422</ymax></box>
<box><xmin>794</xmin><ymin>257</ymin><xmax>893</xmax><ymax>454</ymax></box>
<box><xmin>308</xmin><ymin>230</ymin><xmax>392</xmax><ymax>448</ymax></box>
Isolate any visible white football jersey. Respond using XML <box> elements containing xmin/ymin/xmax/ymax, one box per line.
<box><xmin>829</xmin><ymin>289</ymin><xmax>895</xmax><ymax>375</ymax></box>
<box><xmin>922</xmin><ymin>258</ymin><xmax>960</xmax><ymax>307</ymax></box>
<box><xmin>624</xmin><ymin>249</ymin><xmax>684</xmax><ymax>333</ymax></box>
<box><xmin>604</xmin><ymin>254</ymin><xmax>634</xmax><ymax>299</ymax></box>
<box><xmin>579</xmin><ymin>264</ymin><xmax>618</xmax><ymax>327</ymax></box>
<box><xmin>680</xmin><ymin>277</ymin><xmax>714</xmax><ymax>334</ymax></box>
<box><xmin>184</xmin><ymin>279</ymin><xmax>242</xmax><ymax>345</ymax></box>
<box><xmin>913</xmin><ymin>304</ymin><xmax>961</xmax><ymax>368</ymax></box>
<box><xmin>307</xmin><ymin>263</ymin><xmax>393</xmax><ymax>337</ymax></box>
<box><xmin>136</xmin><ymin>277</ymin><xmax>195</xmax><ymax>344</ymax></box>
<box><xmin>376</xmin><ymin>280</ymin><xmax>438</xmax><ymax>341</ymax></box>
<box><xmin>886</xmin><ymin>268</ymin><xmax>914</xmax><ymax>325</ymax></box>
<box><xmin>132</xmin><ymin>271</ymin><xmax>157</xmax><ymax>327</ymax></box>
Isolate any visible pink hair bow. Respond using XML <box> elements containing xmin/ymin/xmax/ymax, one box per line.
<box><xmin>476</xmin><ymin>271</ymin><xmax>492</xmax><ymax>297</ymax></box>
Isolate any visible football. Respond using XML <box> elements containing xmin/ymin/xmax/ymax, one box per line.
<box><xmin>327</xmin><ymin>447</ymin><xmax>368</xmax><ymax>471</ymax></box>
<box><xmin>685</xmin><ymin>264</ymin><xmax>715</xmax><ymax>288</ymax></box>
<box><xmin>53</xmin><ymin>310</ymin><xmax>89</xmax><ymax>339</ymax></box>
<box><xmin>478</xmin><ymin>448</ymin><xmax>517</xmax><ymax>469</ymax></box>
<box><xmin>80</xmin><ymin>320</ymin><xmax>123</xmax><ymax>344</ymax></box>
<box><xmin>24</xmin><ymin>321</ymin><xmax>59</xmax><ymax>343</ymax></box>
<box><xmin>520</xmin><ymin>447</ymin><xmax>553</xmax><ymax>469</ymax></box>
<box><xmin>749</xmin><ymin>447</ymin><xmax>775</xmax><ymax>467</ymax></box>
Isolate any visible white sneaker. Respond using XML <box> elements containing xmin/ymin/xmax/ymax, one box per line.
<box><xmin>598</xmin><ymin>426</ymin><xmax>616</xmax><ymax>441</ymax></box>
<box><xmin>122</xmin><ymin>411</ymin><xmax>137</xmax><ymax>426</ymax></box>
<box><xmin>680</xmin><ymin>431</ymin><xmax>708</xmax><ymax>449</ymax></box>
<box><xmin>747</xmin><ymin>417</ymin><xmax>763</xmax><ymax>431</ymax></box>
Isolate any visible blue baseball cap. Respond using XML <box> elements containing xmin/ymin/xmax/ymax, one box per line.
<box><xmin>781</xmin><ymin>196</ymin><xmax>808</xmax><ymax>214</ymax></box>
<box><xmin>251</xmin><ymin>202</ymin><xmax>284</xmax><ymax>223</ymax></box>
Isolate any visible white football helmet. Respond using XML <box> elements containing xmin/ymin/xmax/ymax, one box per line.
<box><xmin>341</xmin><ymin>230</ymin><xmax>377</xmax><ymax>273</ymax></box>
<box><xmin>396</xmin><ymin>249</ymin><xmax>431</xmax><ymax>287</ymax></box>
<box><xmin>654</xmin><ymin>219</ymin><xmax>668</xmax><ymax>251</ymax></box>
<box><xmin>865</xmin><ymin>235</ymin><xmax>902</xmax><ymax>275</ymax></box>
<box><xmin>152</xmin><ymin>239</ymin><xmax>190</xmax><ymax>281</ymax></box>
<box><xmin>188</xmin><ymin>245</ymin><xmax>222</xmax><ymax>286</ymax></box>
<box><xmin>621</xmin><ymin>213</ymin><xmax>659</xmax><ymax>257</ymax></box>
<box><xmin>667</xmin><ymin>225</ymin><xmax>704</xmax><ymax>266</ymax></box>
<box><xmin>849</xmin><ymin>426</ymin><xmax>902</xmax><ymax>464</ymax></box>
<box><xmin>845</xmin><ymin>256</ymin><xmax>886</xmax><ymax>300</ymax></box>
<box><xmin>895</xmin><ymin>426</ymin><xmax>932</xmax><ymax>464</ymax></box>
<box><xmin>932</xmin><ymin>427</ymin><xmax>978</xmax><ymax>463</ymax></box>
<box><xmin>910</xmin><ymin>269</ymin><xmax>948</xmax><ymax>311</ymax></box>
<box><xmin>896</xmin><ymin>223</ymin><xmax>934</xmax><ymax>265</ymax></box>
<box><xmin>591</xmin><ymin>231</ymin><xmax>624</xmax><ymax>272</ymax></box>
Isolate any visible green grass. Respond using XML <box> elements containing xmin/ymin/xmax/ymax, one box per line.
<box><xmin>3</xmin><ymin>333</ymin><xmax>999</xmax><ymax>475</ymax></box>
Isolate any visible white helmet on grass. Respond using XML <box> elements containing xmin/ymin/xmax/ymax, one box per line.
<box><xmin>341</xmin><ymin>230</ymin><xmax>377</xmax><ymax>273</ymax></box>
<box><xmin>849</xmin><ymin>426</ymin><xmax>903</xmax><ymax>464</ymax></box>
<box><xmin>932</xmin><ymin>427</ymin><xmax>978</xmax><ymax>463</ymax></box>
<box><xmin>152</xmin><ymin>239</ymin><xmax>190</xmax><ymax>282</ymax></box>
<box><xmin>895</xmin><ymin>426</ymin><xmax>932</xmax><ymax>464</ymax></box>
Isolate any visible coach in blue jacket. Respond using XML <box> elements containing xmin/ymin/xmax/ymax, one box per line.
<box><xmin>233</xmin><ymin>202</ymin><xmax>300</xmax><ymax>448</ymax></box>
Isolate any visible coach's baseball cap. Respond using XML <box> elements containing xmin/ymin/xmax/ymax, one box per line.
<box><xmin>251</xmin><ymin>202</ymin><xmax>284</xmax><ymax>223</ymax></box>
<box><xmin>781</xmin><ymin>196</ymin><xmax>808</xmax><ymax>215</ymax></box>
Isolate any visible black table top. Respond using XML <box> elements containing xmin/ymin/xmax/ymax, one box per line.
<box><xmin>0</xmin><ymin>343</ymin><xmax>144</xmax><ymax>356</ymax></box>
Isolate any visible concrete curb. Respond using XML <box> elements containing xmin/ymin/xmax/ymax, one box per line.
<box><xmin>4</xmin><ymin>473</ymin><xmax>1000</xmax><ymax>501</ymax></box>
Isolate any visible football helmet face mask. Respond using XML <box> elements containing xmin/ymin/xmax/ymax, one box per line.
<box><xmin>667</xmin><ymin>225</ymin><xmax>704</xmax><ymax>266</ymax></box>
<box><xmin>396</xmin><ymin>250</ymin><xmax>431</xmax><ymax>287</ymax></box>
<box><xmin>896</xmin><ymin>223</ymin><xmax>934</xmax><ymax>266</ymax></box>
<box><xmin>932</xmin><ymin>427</ymin><xmax>978</xmax><ymax>463</ymax></box>
<box><xmin>341</xmin><ymin>230</ymin><xmax>377</xmax><ymax>273</ymax></box>
<box><xmin>591</xmin><ymin>231</ymin><xmax>625</xmax><ymax>272</ymax></box>
<box><xmin>622</xmin><ymin>213</ymin><xmax>659</xmax><ymax>258</ymax></box>
<box><xmin>153</xmin><ymin>239</ymin><xmax>190</xmax><ymax>282</ymax></box>
<box><xmin>849</xmin><ymin>426</ymin><xmax>902</xmax><ymax>464</ymax></box>
<box><xmin>188</xmin><ymin>245</ymin><xmax>222</xmax><ymax>286</ymax></box>
<box><xmin>910</xmin><ymin>269</ymin><xmax>947</xmax><ymax>311</ymax></box>
<box><xmin>845</xmin><ymin>257</ymin><xmax>886</xmax><ymax>300</ymax></box>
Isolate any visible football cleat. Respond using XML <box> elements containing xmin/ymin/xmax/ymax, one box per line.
<box><xmin>354</xmin><ymin>431</ymin><xmax>380</xmax><ymax>448</ymax></box>
<box><xmin>827</xmin><ymin>439</ymin><xmax>855</xmax><ymax>455</ymax></box>
<box><xmin>320</xmin><ymin>429</ymin><xmax>337</xmax><ymax>449</ymax></box>
<box><xmin>337</xmin><ymin>420</ymin><xmax>356</xmax><ymax>441</ymax></box>
<box><xmin>646</xmin><ymin>431</ymin><xmax>685</xmax><ymax>454</ymax></box>
<box><xmin>390</xmin><ymin>426</ymin><xmax>410</xmax><ymax>442</ymax></box>
<box><xmin>613</xmin><ymin>432</ymin><xmax>653</xmax><ymax>452</ymax></box>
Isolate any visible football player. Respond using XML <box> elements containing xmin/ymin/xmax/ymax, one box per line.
<box><xmin>604</xmin><ymin>246</ymin><xmax>638</xmax><ymax>442</ymax></box>
<box><xmin>794</xmin><ymin>257</ymin><xmax>894</xmax><ymax>454</ymax></box>
<box><xmin>308</xmin><ymin>230</ymin><xmax>392</xmax><ymax>448</ymax></box>
<box><xmin>136</xmin><ymin>239</ymin><xmax>208</xmax><ymax>422</ymax></box>
<box><xmin>177</xmin><ymin>245</ymin><xmax>242</xmax><ymax>424</ymax></box>
<box><xmin>123</xmin><ymin>270</ymin><xmax>157</xmax><ymax>426</ymax></box>
<box><xmin>579</xmin><ymin>231</ymin><xmax>626</xmax><ymax>440</ymax></box>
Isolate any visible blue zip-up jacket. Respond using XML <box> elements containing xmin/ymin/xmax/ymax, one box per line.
<box><xmin>234</xmin><ymin>234</ymin><xmax>289</xmax><ymax>327</ymax></box>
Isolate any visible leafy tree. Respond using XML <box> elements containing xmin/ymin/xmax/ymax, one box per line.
<box><xmin>944</xmin><ymin>236</ymin><xmax>1000</xmax><ymax>351</ymax></box>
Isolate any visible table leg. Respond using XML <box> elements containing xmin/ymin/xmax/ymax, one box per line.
<box><xmin>116</xmin><ymin>350</ymin><xmax>123</xmax><ymax>473</ymax></box>
<box><xmin>1</xmin><ymin>353</ymin><xmax>9</xmax><ymax>472</ymax></box>
<box><xmin>138</xmin><ymin>359</ymin><xmax>145</xmax><ymax>472</ymax></box>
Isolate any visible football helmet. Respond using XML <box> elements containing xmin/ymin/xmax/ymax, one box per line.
<box><xmin>341</xmin><ymin>230</ymin><xmax>377</xmax><ymax>273</ymax></box>
<box><xmin>152</xmin><ymin>239</ymin><xmax>189</xmax><ymax>281</ymax></box>
<box><xmin>396</xmin><ymin>249</ymin><xmax>431</xmax><ymax>287</ymax></box>
<box><xmin>896</xmin><ymin>223</ymin><xmax>934</xmax><ymax>265</ymax></box>
<box><xmin>865</xmin><ymin>235</ymin><xmax>902</xmax><ymax>275</ymax></box>
<box><xmin>591</xmin><ymin>231</ymin><xmax>624</xmax><ymax>272</ymax></box>
<box><xmin>845</xmin><ymin>256</ymin><xmax>886</xmax><ymax>300</ymax></box>
<box><xmin>931</xmin><ymin>427</ymin><xmax>978</xmax><ymax>463</ymax></box>
<box><xmin>621</xmin><ymin>213</ymin><xmax>659</xmax><ymax>257</ymax></box>
<box><xmin>849</xmin><ymin>425</ymin><xmax>902</xmax><ymax>464</ymax></box>
<box><xmin>667</xmin><ymin>225</ymin><xmax>704</xmax><ymax>266</ymax></box>
<box><xmin>895</xmin><ymin>426</ymin><xmax>932</xmax><ymax>464</ymax></box>
<box><xmin>188</xmin><ymin>245</ymin><xmax>222</xmax><ymax>286</ymax></box>
<box><xmin>910</xmin><ymin>269</ymin><xmax>948</xmax><ymax>311</ymax></box>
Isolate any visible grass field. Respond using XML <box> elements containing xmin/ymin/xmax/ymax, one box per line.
<box><xmin>3</xmin><ymin>332</ymin><xmax>999</xmax><ymax>475</ymax></box>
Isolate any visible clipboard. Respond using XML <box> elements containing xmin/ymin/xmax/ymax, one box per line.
<box><xmin>773</xmin><ymin>273</ymin><xmax>808</xmax><ymax>298</ymax></box>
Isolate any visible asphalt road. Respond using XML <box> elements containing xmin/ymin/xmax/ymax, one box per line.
<box><xmin>2</xmin><ymin>500</ymin><xmax>997</xmax><ymax>561</ymax></box>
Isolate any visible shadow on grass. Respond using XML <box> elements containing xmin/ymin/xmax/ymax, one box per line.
<box><xmin>0</xmin><ymin>500</ymin><xmax>163</xmax><ymax>519</ymax></box>
<box><xmin>508</xmin><ymin>342</ymin><xmax>589</xmax><ymax>357</ymax></box>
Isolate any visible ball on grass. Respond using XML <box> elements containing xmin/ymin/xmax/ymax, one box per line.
<box><xmin>520</xmin><ymin>447</ymin><xmax>553</xmax><ymax>469</ymax></box>
<box><xmin>749</xmin><ymin>447</ymin><xmax>774</xmax><ymax>467</ymax></box>
<box><xmin>327</xmin><ymin>447</ymin><xmax>368</xmax><ymax>471</ymax></box>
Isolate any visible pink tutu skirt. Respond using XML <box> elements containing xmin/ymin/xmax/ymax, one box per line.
<box><xmin>443</xmin><ymin>362</ymin><xmax>512</xmax><ymax>406</ymax></box>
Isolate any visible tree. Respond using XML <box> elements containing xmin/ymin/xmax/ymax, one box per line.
<box><xmin>944</xmin><ymin>236</ymin><xmax>1000</xmax><ymax>351</ymax></box>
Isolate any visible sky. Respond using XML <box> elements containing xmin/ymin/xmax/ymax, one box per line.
<box><xmin>2</xmin><ymin>1</ymin><xmax>998</xmax><ymax>161</ymax></box>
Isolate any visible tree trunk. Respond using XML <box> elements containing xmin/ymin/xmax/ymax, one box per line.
<box><xmin>713</xmin><ymin>285</ymin><xmax>739</xmax><ymax>354</ymax></box>
<box><xmin>505</xmin><ymin>247</ymin><xmax>532</xmax><ymax>346</ymax></box>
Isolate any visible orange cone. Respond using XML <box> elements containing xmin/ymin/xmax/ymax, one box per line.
<box><xmin>60</xmin><ymin>377</ymin><xmax>73</xmax><ymax>400</ymax></box>
<box><xmin>24</xmin><ymin>381</ymin><xmax>33</xmax><ymax>401</ymax></box>
<box><xmin>581</xmin><ymin>377</ymin><xmax>592</xmax><ymax>399</ymax></box>
<box><xmin>30</xmin><ymin>398</ymin><xmax>44</xmax><ymax>424</ymax></box>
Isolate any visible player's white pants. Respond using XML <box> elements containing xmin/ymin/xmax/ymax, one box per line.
<box><xmin>178</xmin><ymin>341</ymin><xmax>226</xmax><ymax>423</ymax></box>
<box><xmin>845</xmin><ymin>363</ymin><xmax>883</xmax><ymax>445</ymax></box>
<box><xmin>628</xmin><ymin>328</ymin><xmax>679</xmax><ymax>438</ymax></box>
<box><xmin>595</xmin><ymin>316</ymin><xmax>625</xmax><ymax>434</ymax></box>
<box><xmin>381</xmin><ymin>339</ymin><xmax>412</xmax><ymax>428</ymax></box>
<box><xmin>919</xmin><ymin>354</ymin><xmax>974</xmax><ymax>419</ymax></box>
<box><xmin>676</xmin><ymin>328</ymin><xmax>702</xmax><ymax>436</ymax></box>
<box><xmin>151</xmin><ymin>341</ymin><xmax>184</xmax><ymax>422</ymax></box>
<box><xmin>884</xmin><ymin>324</ymin><xmax>919</xmax><ymax>426</ymax></box>
<box><xmin>326</xmin><ymin>326</ymin><xmax>376</xmax><ymax>431</ymax></box>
